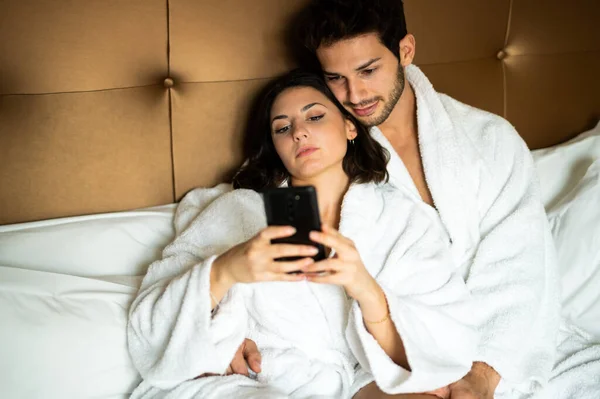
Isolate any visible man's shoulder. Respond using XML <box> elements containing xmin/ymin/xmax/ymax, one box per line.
<box><xmin>438</xmin><ymin>93</ymin><xmax>528</xmax><ymax>160</ymax></box>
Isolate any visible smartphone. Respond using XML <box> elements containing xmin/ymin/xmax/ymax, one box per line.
<box><xmin>262</xmin><ymin>186</ymin><xmax>326</xmax><ymax>264</ymax></box>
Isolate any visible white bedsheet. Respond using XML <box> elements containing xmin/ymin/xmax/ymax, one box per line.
<box><xmin>0</xmin><ymin>266</ymin><xmax>142</xmax><ymax>398</ymax></box>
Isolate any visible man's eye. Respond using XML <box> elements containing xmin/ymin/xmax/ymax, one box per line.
<box><xmin>326</xmin><ymin>75</ymin><xmax>342</xmax><ymax>82</ymax></box>
<box><xmin>362</xmin><ymin>68</ymin><xmax>376</xmax><ymax>76</ymax></box>
<box><xmin>274</xmin><ymin>125</ymin><xmax>290</xmax><ymax>134</ymax></box>
<box><xmin>308</xmin><ymin>114</ymin><xmax>324</xmax><ymax>122</ymax></box>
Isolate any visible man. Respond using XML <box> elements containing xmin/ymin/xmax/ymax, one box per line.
<box><xmin>296</xmin><ymin>1</ymin><xmax>557</xmax><ymax>397</ymax></box>
<box><xmin>227</xmin><ymin>1</ymin><xmax>600</xmax><ymax>398</ymax></box>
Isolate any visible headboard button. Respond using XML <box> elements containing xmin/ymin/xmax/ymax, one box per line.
<box><xmin>496</xmin><ymin>50</ymin><xmax>507</xmax><ymax>60</ymax></box>
<box><xmin>163</xmin><ymin>77</ymin><xmax>175</xmax><ymax>88</ymax></box>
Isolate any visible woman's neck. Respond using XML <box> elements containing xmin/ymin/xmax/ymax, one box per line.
<box><xmin>291</xmin><ymin>167</ymin><xmax>350</xmax><ymax>229</ymax></box>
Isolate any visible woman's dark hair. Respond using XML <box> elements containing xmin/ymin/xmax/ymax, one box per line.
<box><xmin>233</xmin><ymin>68</ymin><xmax>389</xmax><ymax>190</ymax></box>
<box><xmin>296</xmin><ymin>0</ymin><xmax>408</xmax><ymax>60</ymax></box>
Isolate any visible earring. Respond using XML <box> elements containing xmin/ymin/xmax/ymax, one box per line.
<box><xmin>349</xmin><ymin>139</ymin><xmax>355</xmax><ymax>145</ymax></box>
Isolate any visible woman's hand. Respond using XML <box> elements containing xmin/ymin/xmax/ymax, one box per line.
<box><xmin>302</xmin><ymin>225</ymin><xmax>378</xmax><ymax>301</ymax></box>
<box><xmin>303</xmin><ymin>225</ymin><xmax>410</xmax><ymax>370</ymax></box>
<box><xmin>213</xmin><ymin>225</ymin><xmax>317</xmax><ymax>287</ymax></box>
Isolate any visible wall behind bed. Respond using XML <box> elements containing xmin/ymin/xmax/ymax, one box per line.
<box><xmin>0</xmin><ymin>0</ymin><xmax>599</xmax><ymax>225</ymax></box>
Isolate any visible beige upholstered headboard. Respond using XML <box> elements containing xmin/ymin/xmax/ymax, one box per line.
<box><xmin>1</xmin><ymin>0</ymin><xmax>599</xmax><ymax>225</ymax></box>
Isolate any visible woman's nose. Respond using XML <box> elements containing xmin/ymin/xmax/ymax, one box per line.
<box><xmin>292</xmin><ymin>124</ymin><xmax>309</xmax><ymax>141</ymax></box>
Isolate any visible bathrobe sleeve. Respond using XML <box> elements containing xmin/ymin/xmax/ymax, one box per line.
<box><xmin>346</xmin><ymin>202</ymin><xmax>478</xmax><ymax>394</ymax></box>
<box><xmin>127</xmin><ymin>187</ymin><xmax>265</xmax><ymax>390</ymax></box>
<box><xmin>464</xmin><ymin>121</ymin><xmax>560</xmax><ymax>390</ymax></box>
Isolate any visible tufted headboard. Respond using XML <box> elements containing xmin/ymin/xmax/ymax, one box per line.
<box><xmin>1</xmin><ymin>0</ymin><xmax>599</xmax><ymax>225</ymax></box>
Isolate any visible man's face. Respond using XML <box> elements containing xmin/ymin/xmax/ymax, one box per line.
<box><xmin>316</xmin><ymin>33</ymin><xmax>405</xmax><ymax>127</ymax></box>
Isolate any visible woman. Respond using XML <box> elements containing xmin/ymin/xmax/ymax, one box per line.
<box><xmin>127</xmin><ymin>70</ymin><xmax>477</xmax><ymax>398</ymax></box>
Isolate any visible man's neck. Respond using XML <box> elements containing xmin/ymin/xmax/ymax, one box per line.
<box><xmin>377</xmin><ymin>82</ymin><xmax>417</xmax><ymax>144</ymax></box>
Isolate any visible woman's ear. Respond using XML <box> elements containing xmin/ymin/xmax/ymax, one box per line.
<box><xmin>345</xmin><ymin>118</ymin><xmax>358</xmax><ymax>140</ymax></box>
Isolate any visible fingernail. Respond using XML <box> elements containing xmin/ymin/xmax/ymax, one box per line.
<box><xmin>252</xmin><ymin>362</ymin><xmax>262</xmax><ymax>372</ymax></box>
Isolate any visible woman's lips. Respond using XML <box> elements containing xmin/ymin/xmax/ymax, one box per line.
<box><xmin>296</xmin><ymin>147</ymin><xmax>318</xmax><ymax>158</ymax></box>
<box><xmin>353</xmin><ymin>101</ymin><xmax>378</xmax><ymax>117</ymax></box>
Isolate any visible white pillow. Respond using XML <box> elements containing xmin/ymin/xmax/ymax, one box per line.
<box><xmin>547</xmin><ymin>160</ymin><xmax>600</xmax><ymax>340</ymax></box>
<box><xmin>532</xmin><ymin>120</ymin><xmax>600</xmax><ymax>211</ymax></box>
<box><xmin>0</xmin><ymin>205</ymin><xmax>176</xmax><ymax>277</ymax></box>
<box><xmin>0</xmin><ymin>266</ymin><xmax>142</xmax><ymax>399</ymax></box>
<box><xmin>532</xmin><ymin>122</ymin><xmax>600</xmax><ymax>339</ymax></box>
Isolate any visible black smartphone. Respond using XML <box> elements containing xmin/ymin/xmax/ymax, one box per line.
<box><xmin>262</xmin><ymin>186</ymin><xmax>326</xmax><ymax>263</ymax></box>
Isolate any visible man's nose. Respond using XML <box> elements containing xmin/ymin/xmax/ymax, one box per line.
<box><xmin>346</xmin><ymin>78</ymin><xmax>366</xmax><ymax>105</ymax></box>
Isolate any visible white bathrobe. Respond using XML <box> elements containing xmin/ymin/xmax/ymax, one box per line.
<box><xmin>386</xmin><ymin>65</ymin><xmax>568</xmax><ymax>398</ymax></box>
<box><xmin>127</xmin><ymin>181</ymin><xmax>478</xmax><ymax>398</ymax></box>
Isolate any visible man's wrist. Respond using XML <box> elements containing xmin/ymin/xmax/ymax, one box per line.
<box><xmin>470</xmin><ymin>361</ymin><xmax>501</xmax><ymax>393</ymax></box>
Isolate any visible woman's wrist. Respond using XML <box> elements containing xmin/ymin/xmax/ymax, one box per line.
<box><xmin>354</xmin><ymin>276</ymin><xmax>382</xmax><ymax>303</ymax></box>
<box><xmin>355</xmin><ymin>278</ymin><xmax>388</xmax><ymax>321</ymax></box>
<box><xmin>210</xmin><ymin>255</ymin><xmax>235</xmax><ymax>301</ymax></box>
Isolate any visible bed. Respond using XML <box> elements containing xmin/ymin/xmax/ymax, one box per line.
<box><xmin>0</xmin><ymin>0</ymin><xmax>599</xmax><ymax>398</ymax></box>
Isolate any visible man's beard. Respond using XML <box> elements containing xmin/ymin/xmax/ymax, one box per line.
<box><xmin>360</xmin><ymin>65</ymin><xmax>405</xmax><ymax>128</ymax></box>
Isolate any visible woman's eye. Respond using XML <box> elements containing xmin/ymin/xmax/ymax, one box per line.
<box><xmin>274</xmin><ymin>125</ymin><xmax>290</xmax><ymax>134</ymax></box>
<box><xmin>308</xmin><ymin>114</ymin><xmax>324</xmax><ymax>122</ymax></box>
<box><xmin>326</xmin><ymin>75</ymin><xmax>342</xmax><ymax>82</ymax></box>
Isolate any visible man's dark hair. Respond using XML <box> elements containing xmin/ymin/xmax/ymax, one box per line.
<box><xmin>297</xmin><ymin>0</ymin><xmax>408</xmax><ymax>60</ymax></box>
<box><xmin>233</xmin><ymin>68</ymin><xmax>389</xmax><ymax>190</ymax></box>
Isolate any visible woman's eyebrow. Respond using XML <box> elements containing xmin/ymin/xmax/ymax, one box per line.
<box><xmin>301</xmin><ymin>102</ymin><xmax>326</xmax><ymax>112</ymax></box>
<box><xmin>272</xmin><ymin>102</ymin><xmax>327</xmax><ymax>124</ymax></box>
<box><xmin>272</xmin><ymin>114</ymin><xmax>288</xmax><ymax>123</ymax></box>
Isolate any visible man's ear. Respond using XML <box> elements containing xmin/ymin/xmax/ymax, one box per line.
<box><xmin>398</xmin><ymin>34</ymin><xmax>416</xmax><ymax>67</ymax></box>
<box><xmin>345</xmin><ymin>118</ymin><xmax>358</xmax><ymax>140</ymax></box>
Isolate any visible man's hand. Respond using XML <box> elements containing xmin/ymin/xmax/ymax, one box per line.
<box><xmin>225</xmin><ymin>338</ymin><xmax>262</xmax><ymax>376</ymax></box>
<box><xmin>447</xmin><ymin>362</ymin><xmax>500</xmax><ymax>398</ymax></box>
<box><xmin>424</xmin><ymin>386</ymin><xmax>450</xmax><ymax>398</ymax></box>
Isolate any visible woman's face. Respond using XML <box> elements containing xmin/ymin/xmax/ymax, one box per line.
<box><xmin>270</xmin><ymin>86</ymin><xmax>357</xmax><ymax>181</ymax></box>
